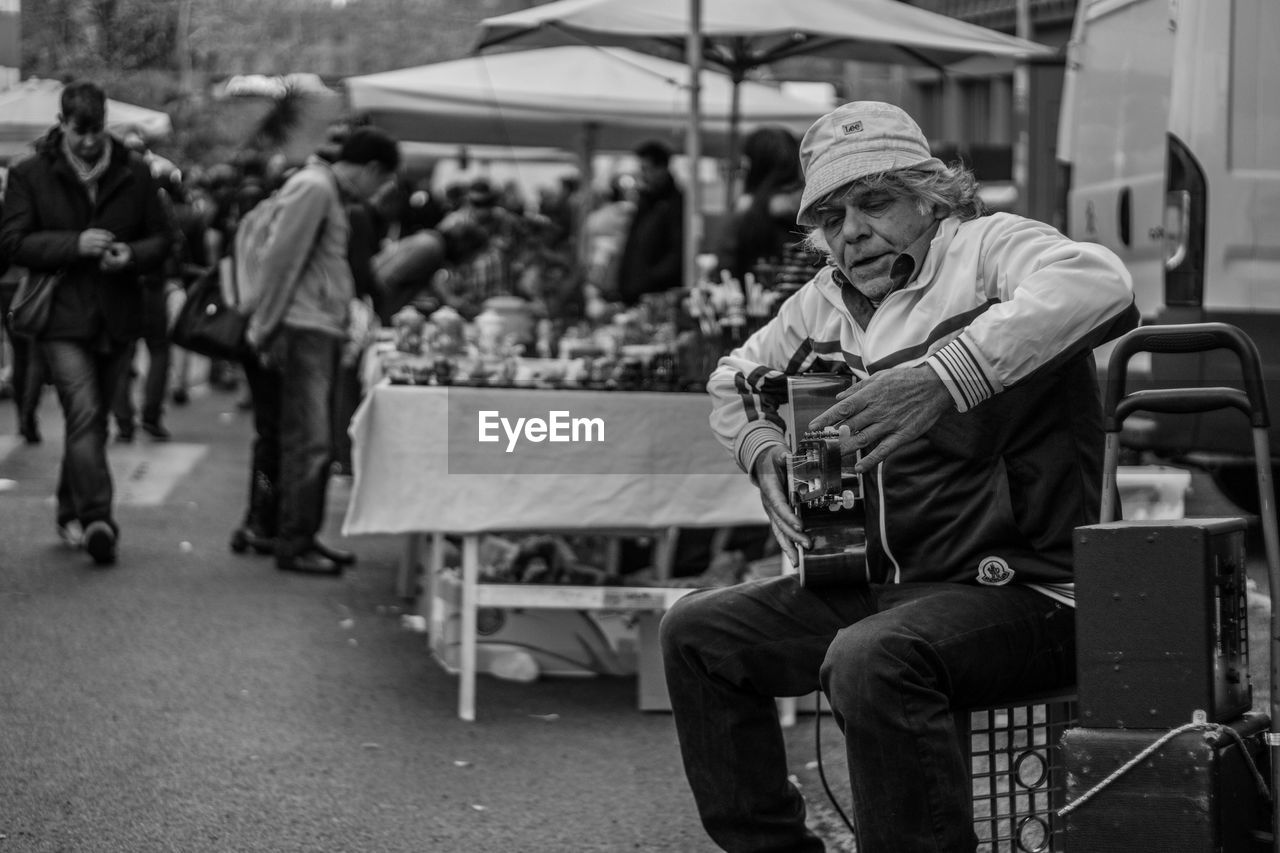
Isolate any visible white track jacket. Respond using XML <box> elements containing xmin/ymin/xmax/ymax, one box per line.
<box><xmin>708</xmin><ymin>212</ymin><xmax>1138</xmax><ymax>600</ymax></box>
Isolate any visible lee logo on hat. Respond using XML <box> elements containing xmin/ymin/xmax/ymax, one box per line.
<box><xmin>842</xmin><ymin>121</ymin><xmax>864</xmax><ymax>135</ymax></box>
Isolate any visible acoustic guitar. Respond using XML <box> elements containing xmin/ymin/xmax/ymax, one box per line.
<box><xmin>783</xmin><ymin>374</ymin><xmax>869</xmax><ymax>589</ymax></box>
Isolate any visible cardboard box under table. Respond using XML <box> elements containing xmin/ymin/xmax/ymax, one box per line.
<box><xmin>341</xmin><ymin>382</ymin><xmax>767</xmax><ymax>720</ymax></box>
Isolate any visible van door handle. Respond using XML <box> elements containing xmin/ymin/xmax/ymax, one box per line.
<box><xmin>1117</xmin><ymin>187</ymin><xmax>1132</xmax><ymax>248</ymax></box>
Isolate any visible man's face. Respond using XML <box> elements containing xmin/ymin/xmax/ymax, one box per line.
<box><xmin>637</xmin><ymin>158</ymin><xmax>665</xmax><ymax>190</ymax></box>
<box><xmin>60</xmin><ymin>114</ymin><xmax>107</xmax><ymax>162</ymax></box>
<box><xmin>816</xmin><ymin>182</ymin><xmax>940</xmax><ymax>303</ymax></box>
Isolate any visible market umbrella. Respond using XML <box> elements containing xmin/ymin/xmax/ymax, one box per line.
<box><xmin>477</xmin><ymin>0</ymin><xmax>1051</xmax><ymax>166</ymax></box>
<box><xmin>344</xmin><ymin>45</ymin><xmax>829</xmax><ymax>159</ymax></box>
<box><xmin>0</xmin><ymin>78</ymin><xmax>173</xmax><ymax>162</ymax></box>
<box><xmin>477</xmin><ymin>0</ymin><xmax>1052</xmax><ymax>281</ymax></box>
<box><xmin>477</xmin><ymin>0</ymin><xmax>1050</xmax><ymax>70</ymax></box>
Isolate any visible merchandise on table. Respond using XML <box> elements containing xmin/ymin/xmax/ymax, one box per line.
<box><xmin>367</xmin><ymin>257</ymin><xmax>808</xmax><ymax>392</ymax></box>
<box><xmin>379</xmin><ymin>294</ymin><xmax>683</xmax><ymax>391</ymax></box>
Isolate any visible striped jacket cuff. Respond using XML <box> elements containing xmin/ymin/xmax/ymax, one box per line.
<box><xmin>737</xmin><ymin>424</ymin><xmax>787</xmax><ymax>478</ymax></box>
<box><xmin>926</xmin><ymin>337</ymin><xmax>998</xmax><ymax>413</ymax></box>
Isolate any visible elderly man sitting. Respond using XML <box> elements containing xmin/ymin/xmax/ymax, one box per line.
<box><xmin>660</xmin><ymin>101</ymin><xmax>1138</xmax><ymax>853</ymax></box>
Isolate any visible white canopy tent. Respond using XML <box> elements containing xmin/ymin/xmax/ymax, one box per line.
<box><xmin>476</xmin><ymin>0</ymin><xmax>1052</xmax><ymax>284</ymax></box>
<box><xmin>0</xmin><ymin>78</ymin><xmax>172</xmax><ymax>162</ymax></box>
<box><xmin>476</xmin><ymin>0</ymin><xmax>1053</xmax><ymax>189</ymax></box>
<box><xmin>343</xmin><ymin>45</ymin><xmax>831</xmax><ymax>162</ymax></box>
<box><xmin>477</xmin><ymin>0</ymin><xmax>1051</xmax><ymax>71</ymax></box>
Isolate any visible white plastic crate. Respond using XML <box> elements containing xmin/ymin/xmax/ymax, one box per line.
<box><xmin>1115</xmin><ymin>465</ymin><xmax>1192</xmax><ymax>520</ymax></box>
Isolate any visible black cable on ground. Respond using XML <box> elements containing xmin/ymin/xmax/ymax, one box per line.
<box><xmin>813</xmin><ymin>690</ymin><xmax>857</xmax><ymax>835</ymax></box>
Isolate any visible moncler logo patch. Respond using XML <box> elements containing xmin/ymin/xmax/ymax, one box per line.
<box><xmin>976</xmin><ymin>556</ymin><xmax>1014</xmax><ymax>586</ymax></box>
<box><xmin>841</xmin><ymin>120</ymin><xmax>864</xmax><ymax>135</ymax></box>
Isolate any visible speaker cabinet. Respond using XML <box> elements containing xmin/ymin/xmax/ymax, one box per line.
<box><xmin>1062</xmin><ymin>714</ymin><xmax>1270</xmax><ymax>852</ymax></box>
<box><xmin>1074</xmin><ymin>518</ymin><xmax>1251</xmax><ymax>729</ymax></box>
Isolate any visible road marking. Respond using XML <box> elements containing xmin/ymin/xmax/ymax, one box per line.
<box><xmin>109</xmin><ymin>444</ymin><xmax>209</xmax><ymax>505</ymax></box>
<box><xmin>0</xmin><ymin>438</ymin><xmax>208</xmax><ymax>506</ymax></box>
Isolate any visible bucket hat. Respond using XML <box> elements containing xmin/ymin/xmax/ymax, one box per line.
<box><xmin>797</xmin><ymin>101</ymin><xmax>945</xmax><ymax>226</ymax></box>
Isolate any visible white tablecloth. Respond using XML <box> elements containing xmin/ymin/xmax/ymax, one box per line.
<box><xmin>342</xmin><ymin>383</ymin><xmax>768</xmax><ymax>535</ymax></box>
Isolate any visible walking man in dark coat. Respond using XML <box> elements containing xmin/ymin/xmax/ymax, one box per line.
<box><xmin>0</xmin><ymin>80</ymin><xmax>171</xmax><ymax>565</ymax></box>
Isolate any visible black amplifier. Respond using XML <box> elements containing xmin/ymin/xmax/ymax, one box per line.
<box><xmin>1062</xmin><ymin>713</ymin><xmax>1271</xmax><ymax>853</ymax></box>
<box><xmin>1074</xmin><ymin>518</ymin><xmax>1251</xmax><ymax>729</ymax></box>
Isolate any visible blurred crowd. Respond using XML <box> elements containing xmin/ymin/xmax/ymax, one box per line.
<box><xmin>0</xmin><ymin>97</ymin><xmax>821</xmax><ymax>569</ymax></box>
<box><xmin>1</xmin><ymin>117</ymin><xmax>823</xmax><ymax>442</ymax></box>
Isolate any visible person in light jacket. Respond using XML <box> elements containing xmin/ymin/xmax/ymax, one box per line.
<box><xmin>234</xmin><ymin>127</ymin><xmax>400</xmax><ymax>575</ymax></box>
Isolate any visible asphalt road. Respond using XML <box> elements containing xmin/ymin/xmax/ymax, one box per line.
<box><xmin>0</xmin><ymin>374</ymin><xmax>856</xmax><ymax>853</ymax></box>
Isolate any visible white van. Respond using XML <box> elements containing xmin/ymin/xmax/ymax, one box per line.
<box><xmin>1058</xmin><ymin>0</ymin><xmax>1280</xmax><ymax>504</ymax></box>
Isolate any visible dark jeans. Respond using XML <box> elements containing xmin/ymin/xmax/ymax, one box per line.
<box><xmin>329</xmin><ymin>356</ymin><xmax>361</xmax><ymax>475</ymax></box>
<box><xmin>240</xmin><ymin>353</ymin><xmax>282</xmax><ymax>537</ymax></box>
<box><xmin>273</xmin><ymin>326</ymin><xmax>340</xmax><ymax>557</ymax></box>
<box><xmin>40</xmin><ymin>338</ymin><xmax>133</xmax><ymax>529</ymax></box>
<box><xmin>9</xmin><ymin>331</ymin><xmax>47</xmax><ymax>434</ymax></box>
<box><xmin>1</xmin><ymin>283</ymin><xmax>48</xmax><ymax>434</ymax></box>
<box><xmin>112</xmin><ymin>282</ymin><xmax>172</xmax><ymax>429</ymax></box>
<box><xmin>112</xmin><ymin>335</ymin><xmax>171</xmax><ymax>429</ymax></box>
<box><xmin>660</xmin><ymin>577</ymin><xmax>1076</xmax><ymax>853</ymax></box>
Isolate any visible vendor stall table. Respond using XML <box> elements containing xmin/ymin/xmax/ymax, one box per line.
<box><xmin>341</xmin><ymin>382</ymin><xmax>768</xmax><ymax>719</ymax></box>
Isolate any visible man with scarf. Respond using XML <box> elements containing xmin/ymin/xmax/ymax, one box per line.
<box><xmin>0</xmin><ymin>80</ymin><xmax>171</xmax><ymax>565</ymax></box>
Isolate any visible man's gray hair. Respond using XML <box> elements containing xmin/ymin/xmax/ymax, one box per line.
<box><xmin>803</xmin><ymin>163</ymin><xmax>986</xmax><ymax>257</ymax></box>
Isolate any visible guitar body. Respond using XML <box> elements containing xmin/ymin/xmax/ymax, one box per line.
<box><xmin>784</xmin><ymin>374</ymin><xmax>869</xmax><ymax>589</ymax></box>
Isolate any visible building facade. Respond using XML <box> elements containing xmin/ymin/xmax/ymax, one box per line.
<box><xmin>0</xmin><ymin>0</ymin><xmax>18</xmax><ymax>91</ymax></box>
<box><xmin>829</xmin><ymin>0</ymin><xmax>1080</xmax><ymax>223</ymax></box>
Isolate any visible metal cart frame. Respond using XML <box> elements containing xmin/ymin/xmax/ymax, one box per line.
<box><xmin>1101</xmin><ymin>322</ymin><xmax>1280</xmax><ymax>852</ymax></box>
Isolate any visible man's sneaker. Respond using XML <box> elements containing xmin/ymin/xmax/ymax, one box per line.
<box><xmin>141</xmin><ymin>421</ymin><xmax>171</xmax><ymax>441</ymax></box>
<box><xmin>20</xmin><ymin>417</ymin><xmax>41</xmax><ymax>444</ymax></box>
<box><xmin>57</xmin><ymin>520</ymin><xmax>84</xmax><ymax>549</ymax></box>
<box><xmin>83</xmin><ymin>521</ymin><xmax>117</xmax><ymax>566</ymax></box>
<box><xmin>229</xmin><ymin>525</ymin><xmax>276</xmax><ymax>556</ymax></box>
<box><xmin>313</xmin><ymin>540</ymin><xmax>357</xmax><ymax>566</ymax></box>
<box><xmin>276</xmin><ymin>549</ymin><xmax>342</xmax><ymax>576</ymax></box>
